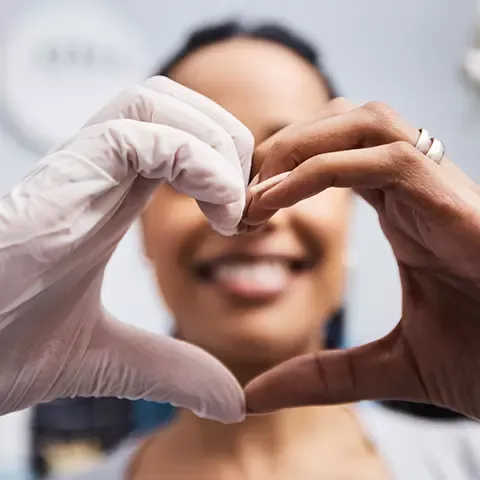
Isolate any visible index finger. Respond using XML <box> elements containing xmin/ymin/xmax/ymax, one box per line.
<box><xmin>87</xmin><ymin>76</ymin><xmax>255</xmax><ymax>184</ymax></box>
<box><xmin>251</xmin><ymin>97</ymin><xmax>355</xmax><ymax>180</ymax></box>
<box><xmin>254</xmin><ymin>102</ymin><xmax>418</xmax><ymax>184</ymax></box>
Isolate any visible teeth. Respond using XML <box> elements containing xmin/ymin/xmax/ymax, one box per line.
<box><xmin>215</xmin><ymin>261</ymin><xmax>289</xmax><ymax>288</ymax></box>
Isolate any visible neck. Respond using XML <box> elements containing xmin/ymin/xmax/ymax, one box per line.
<box><xmin>165</xmin><ymin>403</ymin><xmax>363</xmax><ymax>461</ymax></box>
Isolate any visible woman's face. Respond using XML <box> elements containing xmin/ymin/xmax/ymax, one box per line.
<box><xmin>142</xmin><ymin>38</ymin><xmax>350</xmax><ymax>374</ymax></box>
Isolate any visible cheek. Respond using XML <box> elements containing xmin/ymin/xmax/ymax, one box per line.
<box><xmin>142</xmin><ymin>192</ymin><xmax>209</xmax><ymax>304</ymax></box>
<box><xmin>144</xmin><ymin>189</ymin><xmax>206</xmax><ymax>256</ymax></box>
<box><xmin>291</xmin><ymin>192</ymin><xmax>350</xmax><ymax>244</ymax></box>
<box><xmin>289</xmin><ymin>192</ymin><xmax>350</xmax><ymax>298</ymax></box>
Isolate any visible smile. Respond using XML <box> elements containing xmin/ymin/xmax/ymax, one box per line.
<box><xmin>192</xmin><ymin>254</ymin><xmax>315</xmax><ymax>301</ymax></box>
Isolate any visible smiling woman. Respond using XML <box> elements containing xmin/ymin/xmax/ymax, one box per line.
<box><xmin>141</xmin><ymin>26</ymin><xmax>347</xmax><ymax>380</ymax></box>
<box><xmin>57</xmin><ymin>20</ymin><xmax>480</xmax><ymax>480</ymax></box>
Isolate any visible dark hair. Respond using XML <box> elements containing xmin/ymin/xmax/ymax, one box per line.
<box><xmin>155</xmin><ymin>20</ymin><xmax>338</xmax><ymax>99</ymax></box>
<box><xmin>153</xmin><ymin>21</ymin><xmax>465</xmax><ymax>422</ymax></box>
<box><xmin>380</xmin><ymin>400</ymin><xmax>466</xmax><ymax>420</ymax></box>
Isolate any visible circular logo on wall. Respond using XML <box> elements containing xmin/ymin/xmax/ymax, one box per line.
<box><xmin>0</xmin><ymin>1</ymin><xmax>152</xmax><ymax>155</ymax></box>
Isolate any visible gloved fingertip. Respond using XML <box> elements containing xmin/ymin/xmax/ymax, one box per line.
<box><xmin>211</xmin><ymin>224</ymin><xmax>238</xmax><ymax>237</ymax></box>
<box><xmin>188</xmin><ymin>391</ymin><xmax>246</xmax><ymax>423</ymax></box>
<box><xmin>193</xmin><ymin>406</ymin><xmax>246</xmax><ymax>424</ymax></box>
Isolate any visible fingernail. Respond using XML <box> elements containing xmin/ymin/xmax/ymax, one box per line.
<box><xmin>249</xmin><ymin>172</ymin><xmax>291</xmax><ymax>196</ymax></box>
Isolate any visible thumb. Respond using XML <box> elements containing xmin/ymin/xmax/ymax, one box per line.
<box><xmin>245</xmin><ymin>326</ymin><xmax>425</xmax><ymax>413</ymax></box>
<box><xmin>69</xmin><ymin>314</ymin><xmax>245</xmax><ymax>424</ymax></box>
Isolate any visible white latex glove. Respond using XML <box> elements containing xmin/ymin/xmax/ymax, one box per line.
<box><xmin>0</xmin><ymin>76</ymin><xmax>253</xmax><ymax>423</ymax></box>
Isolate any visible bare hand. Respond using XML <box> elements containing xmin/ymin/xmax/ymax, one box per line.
<box><xmin>244</xmin><ymin>99</ymin><xmax>480</xmax><ymax>419</ymax></box>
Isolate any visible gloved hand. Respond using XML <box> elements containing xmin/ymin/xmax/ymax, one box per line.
<box><xmin>0</xmin><ymin>76</ymin><xmax>253</xmax><ymax>423</ymax></box>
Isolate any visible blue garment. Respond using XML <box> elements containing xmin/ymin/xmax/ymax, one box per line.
<box><xmin>132</xmin><ymin>401</ymin><xmax>175</xmax><ymax>435</ymax></box>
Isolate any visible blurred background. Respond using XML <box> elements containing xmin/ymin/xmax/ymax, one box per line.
<box><xmin>0</xmin><ymin>0</ymin><xmax>479</xmax><ymax>477</ymax></box>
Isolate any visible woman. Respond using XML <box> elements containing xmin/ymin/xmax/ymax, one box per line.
<box><xmin>57</xmin><ymin>21</ymin><xmax>480</xmax><ymax>480</ymax></box>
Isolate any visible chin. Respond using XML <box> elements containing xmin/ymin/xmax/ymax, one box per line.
<box><xmin>202</xmin><ymin>330</ymin><xmax>317</xmax><ymax>376</ymax></box>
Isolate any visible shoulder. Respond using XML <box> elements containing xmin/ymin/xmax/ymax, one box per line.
<box><xmin>356</xmin><ymin>403</ymin><xmax>480</xmax><ymax>479</ymax></box>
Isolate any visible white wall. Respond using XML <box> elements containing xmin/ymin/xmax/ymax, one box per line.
<box><xmin>0</xmin><ymin>0</ymin><xmax>479</xmax><ymax>476</ymax></box>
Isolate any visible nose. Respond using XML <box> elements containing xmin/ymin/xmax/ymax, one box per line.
<box><xmin>239</xmin><ymin>208</ymin><xmax>288</xmax><ymax>236</ymax></box>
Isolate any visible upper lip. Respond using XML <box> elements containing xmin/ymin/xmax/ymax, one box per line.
<box><xmin>194</xmin><ymin>252</ymin><xmax>306</xmax><ymax>265</ymax></box>
<box><xmin>191</xmin><ymin>251</ymin><xmax>318</xmax><ymax>279</ymax></box>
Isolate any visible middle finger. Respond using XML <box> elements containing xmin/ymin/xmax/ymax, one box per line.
<box><xmin>254</xmin><ymin>101</ymin><xmax>419</xmax><ymax>185</ymax></box>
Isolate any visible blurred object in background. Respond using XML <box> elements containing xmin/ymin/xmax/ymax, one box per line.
<box><xmin>0</xmin><ymin>0</ymin><xmax>152</xmax><ymax>155</ymax></box>
<box><xmin>131</xmin><ymin>401</ymin><xmax>176</xmax><ymax>436</ymax></box>
<box><xmin>0</xmin><ymin>410</ymin><xmax>31</xmax><ymax>480</ymax></box>
<box><xmin>31</xmin><ymin>399</ymin><xmax>176</xmax><ymax>479</ymax></box>
<box><xmin>464</xmin><ymin>0</ymin><xmax>480</xmax><ymax>88</ymax></box>
<box><xmin>31</xmin><ymin>398</ymin><xmax>134</xmax><ymax>479</ymax></box>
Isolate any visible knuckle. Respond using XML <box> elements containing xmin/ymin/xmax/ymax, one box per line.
<box><xmin>124</xmin><ymin>85</ymin><xmax>154</xmax><ymax>120</ymax></box>
<box><xmin>386</xmin><ymin>141</ymin><xmax>418</xmax><ymax>173</ymax></box>
<box><xmin>143</xmin><ymin>75</ymin><xmax>172</xmax><ymax>92</ymax></box>
<box><xmin>389</xmin><ymin>140</ymin><xmax>416</xmax><ymax>159</ymax></box>
<box><xmin>363</xmin><ymin>101</ymin><xmax>395</xmax><ymax>117</ymax></box>
<box><xmin>329</xmin><ymin>96</ymin><xmax>355</xmax><ymax>114</ymax></box>
<box><xmin>256</xmin><ymin>135</ymin><xmax>300</xmax><ymax>181</ymax></box>
<box><xmin>355</xmin><ymin>107</ymin><xmax>378</xmax><ymax>136</ymax></box>
<box><xmin>274</xmin><ymin>135</ymin><xmax>305</xmax><ymax>168</ymax></box>
<box><xmin>269</xmin><ymin>135</ymin><xmax>291</xmax><ymax>159</ymax></box>
<box><xmin>362</xmin><ymin>101</ymin><xmax>399</xmax><ymax>129</ymax></box>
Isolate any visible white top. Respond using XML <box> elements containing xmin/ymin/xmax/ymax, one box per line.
<box><xmin>54</xmin><ymin>403</ymin><xmax>480</xmax><ymax>480</ymax></box>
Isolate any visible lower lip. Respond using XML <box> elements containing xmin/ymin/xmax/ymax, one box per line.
<box><xmin>202</xmin><ymin>271</ymin><xmax>294</xmax><ymax>301</ymax></box>
<box><xmin>219</xmin><ymin>279</ymin><xmax>290</xmax><ymax>300</ymax></box>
